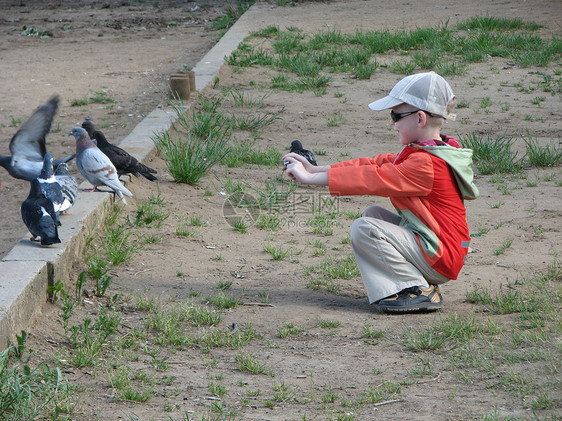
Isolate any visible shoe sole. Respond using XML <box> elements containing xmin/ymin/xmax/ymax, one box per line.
<box><xmin>379</xmin><ymin>301</ymin><xmax>443</xmax><ymax>313</ymax></box>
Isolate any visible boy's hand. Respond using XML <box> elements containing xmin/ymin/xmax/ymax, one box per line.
<box><xmin>282</xmin><ymin>152</ymin><xmax>313</xmax><ymax>171</ymax></box>
<box><xmin>282</xmin><ymin>153</ymin><xmax>329</xmax><ymax>186</ymax></box>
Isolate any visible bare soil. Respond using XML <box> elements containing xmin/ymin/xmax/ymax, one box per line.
<box><xmin>1</xmin><ymin>1</ymin><xmax>561</xmax><ymax>420</ymax></box>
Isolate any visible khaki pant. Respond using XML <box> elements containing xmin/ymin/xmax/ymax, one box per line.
<box><xmin>350</xmin><ymin>206</ymin><xmax>449</xmax><ymax>304</ymax></box>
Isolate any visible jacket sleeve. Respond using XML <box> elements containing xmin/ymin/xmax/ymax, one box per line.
<box><xmin>330</xmin><ymin>153</ymin><xmax>395</xmax><ymax>168</ymax></box>
<box><xmin>328</xmin><ymin>152</ymin><xmax>435</xmax><ymax>197</ymax></box>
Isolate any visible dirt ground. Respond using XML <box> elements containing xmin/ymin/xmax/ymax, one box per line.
<box><xmin>1</xmin><ymin>0</ymin><xmax>561</xmax><ymax>420</ymax></box>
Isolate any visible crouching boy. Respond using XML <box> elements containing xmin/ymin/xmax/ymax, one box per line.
<box><xmin>283</xmin><ymin>71</ymin><xmax>479</xmax><ymax>313</ymax></box>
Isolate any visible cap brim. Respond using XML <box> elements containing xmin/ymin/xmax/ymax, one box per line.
<box><xmin>368</xmin><ymin>96</ymin><xmax>403</xmax><ymax>111</ymax></box>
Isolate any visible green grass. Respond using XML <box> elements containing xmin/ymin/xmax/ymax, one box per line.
<box><xmin>0</xmin><ymin>342</ymin><xmax>77</xmax><ymax>419</ymax></box>
<box><xmin>363</xmin><ymin>381</ymin><xmax>402</xmax><ymax>404</ymax></box>
<box><xmin>211</xmin><ymin>0</ymin><xmax>255</xmax><ymax>32</ymax></box>
<box><xmin>133</xmin><ymin>192</ymin><xmax>169</xmax><ymax>228</ymax></box>
<box><xmin>263</xmin><ymin>243</ymin><xmax>290</xmax><ymax>260</ymax></box>
<box><xmin>327</xmin><ymin>112</ymin><xmax>345</xmax><ymax>127</ymax></box>
<box><xmin>277</xmin><ymin>322</ymin><xmax>305</xmax><ymax>339</ymax></box>
<box><xmin>70</xmin><ymin>91</ymin><xmax>115</xmax><ymax>107</ymax></box>
<box><xmin>523</xmin><ymin>136</ymin><xmax>562</xmax><ymax>167</ymax></box>
<box><xmin>175</xmin><ymin>219</ymin><xmax>194</xmax><ymax>237</ymax></box>
<box><xmin>232</xmin><ymin>219</ymin><xmax>249</xmax><ymax>233</ymax></box>
<box><xmin>103</xmin><ymin>224</ymin><xmax>140</xmax><ymax>265</ymax></box>
<box><xmin>493</xmin><ymin>238</ymin><xmax>513</xmax><ymax>256</ymax></box>
<box><xmin>222</xmin><ymin>139</ymin><xmax>282</xmax><ymax>167</ymax></box>
<box><xmin>156</xmin><ymin>90</ymin><xmax>285</xmax><ymax>182</ymax></box>
<box><xmin>89</xmin><ymin>91</ymin><xmax>115</xmax><ymax>104</ymax></box>
<box><xmin>317</xmin><ymin>319</ymin><xmax>341</xmax><ymax>329</ymax></box>
<box><xmin>234</xmin><ymin>352</ymin><xmax>275</xmax><ymax>376</ymax></box>
<box><xmin>20</xmin><ymin>25</ymin><xmax>51</xmax><ymax>38</ymax></box>
<box><xmin>205</xmin><ymin>291</ymin><xmax>241</xmax><ymax>309</ymax></box>
<box><xmin>227</xmin><ymin>88</ymin><xmax>271</xmax><ymax>108</ymax></box>
<box><xmin>228</xmin><ymin>111</ymin><xmax>280</xmax><ymax>132</ymax></box>
<box><xmin>361</xmin><ymin>324</ymin><xmax>385</xmax><ymax>340</ymax></box>
<box><xmin>456</xmin><ymin>16</ymin><xmax>542</xmax><ymax>31</ymax></box>
<box><xmin>256</xmin><ymin>214</ymin><xmax>281</xmax><ymax>230</ymax></box>
<box><xmin>228</xmin><ymin>17</ymin><xmax>560</xmax><ymax>94</ymax></box>
<box><xmin>459</xmin><ymin>132</ymin><xmax>523</xmax><ymax>174</ymax></box>
<box><xmin>153</xmin><ymin>99</ymin><xmax>230</xmax><ymax>184</ymax></box>
<box><xmin>305</xmin><ymin>255</ymin><xmax>360</xmax><ymax>280</ymax></box>
<box><xmin>250</xmin><ymin>25</ymin><xmax>279</xmax><ymax>38</ymax></box>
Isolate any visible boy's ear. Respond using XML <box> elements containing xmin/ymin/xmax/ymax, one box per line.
<box><xmin>417</xmin><ymin>110</ymin><xmax>427</xmax><ymax>127</ymax></box>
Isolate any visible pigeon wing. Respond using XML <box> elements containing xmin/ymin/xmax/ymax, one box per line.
<box><xmin>77</xmin><ymin>147</ymin><xmax>114</xmax><ymax>187</ymax></box>
<box><xmin>39</xmin><ymin>180</ymin><xmax>64</xmax><ymax>212</ymax></box>
<box><xmin>54</xmin><ymin>164</ymin><xmax>78</xmax><ymax>208</ymax></box>
<box><xmin>101</xmin><ymin>144</ymin><xmax>138</xmax><ymax>173</ymax></box>
<box><xmin>103</xmin><ymin>145</ymin><xmax>157</xmax><ymax>180</ymax></box>
<box><xmin>21</xmin><ymin>198</ymin><xmax>60</xmax><ymax>244</ymax></box>
<box><xmin>21</xmin><ymin>198</ymin><xmax>43</xmax><ymax>238</ymax></box>
<box><xmin>304</xmin><ymin>150</ymin><xmax>317</xmax><ymax>166</ymax></box>
<box><xmin>79</xmin><ymin>148</ymin><xmax>132</xmax><ymax>198</ymax></box>
<box><xmin>10</xmin><ymin>96</ymin><xmax>59</xmax><ymax>162</ymax></box>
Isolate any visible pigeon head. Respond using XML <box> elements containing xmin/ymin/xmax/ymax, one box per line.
<box><xmin>39</xmin><ymin>153</ymin><xmax>55</xmax><ymax>179</ymax></box>
<box><xmin>69</xmin><ymin>127</ymin><xmax>87</xmax><ymax>139</ymax></box>
<box><xmin>69</xmin><ymin>127</ymin><xmax>95</xmax><ymax>152</ymax></box>
<box><xmin>290</xmin><ymin>140</ymin><xmax>303</xmax><ymax>151</ymax></box>
<box><xmin>81</xmin><ymin>120</ymin><xmax>95</xmax><ymax>138</ymax></box>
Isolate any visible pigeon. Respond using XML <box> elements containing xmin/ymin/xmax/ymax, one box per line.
<box><xmin>54</xmin><ymin>162</ymin><xmax>78</xmax><ymax>213</ymax></box>
<box><xmin>0</xmin><ymin>95</ymin><xmax>75</xmax><ymax>181</ymax></box>
<box><xmin>69</xmin><ymin>127</ymin><xmax>133</xmax><ymax>204</ymax></box>
<box><xmin>21</xmin><ymin>179</ymin><xmax>61</xmax><ymax>246</ymax></box>
<box><xmin>290</xmin><ymin>140</ymin><xmax>317</xmax><ymax>166</ymax></box>
<box><xmin>37</xmin><ymin>153</ymin><xmax>74</xmax><ymax>215</ymax></box>
<box><xmin>81</xmin><ymin>119</ymin><xmax>157</xmax><ymax>181</ymax></box>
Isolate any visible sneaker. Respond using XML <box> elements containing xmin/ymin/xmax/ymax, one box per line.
<box><xmin>378</xmin><ymin>285</ymin><xmax>443</xmax><ymax>313</ymax></box>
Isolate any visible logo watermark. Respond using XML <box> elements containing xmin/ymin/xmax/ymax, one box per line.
<box><xmin>222</xmin><ymin>191</ymin><xmax>341</xmax><ymax>229</ymax></box>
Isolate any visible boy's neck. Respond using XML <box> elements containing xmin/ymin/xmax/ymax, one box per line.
<box><xmin>410</xmin><ymin>127</ymin><xmax>442</xmax><ymax>144</ymax></box>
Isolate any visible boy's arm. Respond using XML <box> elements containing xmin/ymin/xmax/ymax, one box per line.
<box><xmin>283</xmin><ymin>153</ymin><xmax>398</xmax><ymax>187</ymax></box>
<box><xmin>328</xmin><ymin>153</ymin><xmax>434</xmax><ymax>197</ymax></box>
<box><xmin>331</xmin><ymin>153</ymin><xmax>396</xmax><ymax>169</ymax></box>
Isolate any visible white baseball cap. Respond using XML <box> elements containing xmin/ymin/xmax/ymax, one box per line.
<box><xmin>368</xmin><ymin>71</ymin><xmax>456</xmax><ymax>120</ymax></box>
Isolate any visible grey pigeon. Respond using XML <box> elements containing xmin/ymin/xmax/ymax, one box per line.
<box><xmin>21</xmin><ymin>179</ymin><xmax>61</xmax><ymax>245</ymax></box>
<box><xmin>54</xmin><ymin>162</ymin><xmax>78</xmax><ymax>213</ymax></box>
<box><xmin>69</xmin><ymin>127</ymin><xmax>133</xmax><ymax>204</ymax></box>
<box><xmin>81</xmin><ymin>119</ymin><xmax>157</xmax><ymax>181</ymax></box>
<box><xmin>38</xmin><ymin>153</ymin><xmax>73</xmax><ymax>215</ymax></box>
<box><xmin>0</xmin><ymin>96</ymin><xmax>75</xmax><ymax>181</ymax></box>
<box><xmin>290</xmin><ymin>140</ymin><xmax>317</xmax><ymax>166</ymax></box>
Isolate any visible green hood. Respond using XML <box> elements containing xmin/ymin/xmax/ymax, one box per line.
<box><xmin>410</xmin><ymin>144</ymin><xmax>479</xmax><ymax>200</ymax></box>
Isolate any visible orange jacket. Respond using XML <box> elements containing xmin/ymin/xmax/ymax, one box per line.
<box><xmin>328</xmin><ymin>137</ymin><xmax>477</xmax><ymax>280</ymax></box>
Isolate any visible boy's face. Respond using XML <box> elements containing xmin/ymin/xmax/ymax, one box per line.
<box><xmin>391</xmin><ymin>103</ymin><xmax>422</xmax><ymax>146</ymax></box>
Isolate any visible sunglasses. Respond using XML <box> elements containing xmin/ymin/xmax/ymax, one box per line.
<box><xmin>390</xmin><ymin>109</ymin><xmax>435</xmax><ymax>122</ymax></box>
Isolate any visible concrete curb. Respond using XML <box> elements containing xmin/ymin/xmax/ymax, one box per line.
<box><xmin>0</xmin><ymin>4</ymin><xmax>260</xmax><ymax>350</ymax></box>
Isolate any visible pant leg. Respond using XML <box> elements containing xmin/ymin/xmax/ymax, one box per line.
<box><xmin>350</xmin><ymin>206</ymin><xmax>449</xmax><ymax>304</ymax></box>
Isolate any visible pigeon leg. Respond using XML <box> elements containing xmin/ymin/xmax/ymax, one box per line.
<box><xmin>82</xmin><ymin>186</ymin><xmax>99</xmax><ymax>192</ymax></box>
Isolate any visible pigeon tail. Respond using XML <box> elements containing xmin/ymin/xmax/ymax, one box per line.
<box><xmin>139</xmin><ymin>171</ymin><xmax>158</xmax><ymax>181</ymax></box>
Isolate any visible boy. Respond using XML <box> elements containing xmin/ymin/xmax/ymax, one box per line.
<box><xmin>283</xmin><ymin>71</ymin><xmax>478</xmax><ymax>313</ymax></box>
